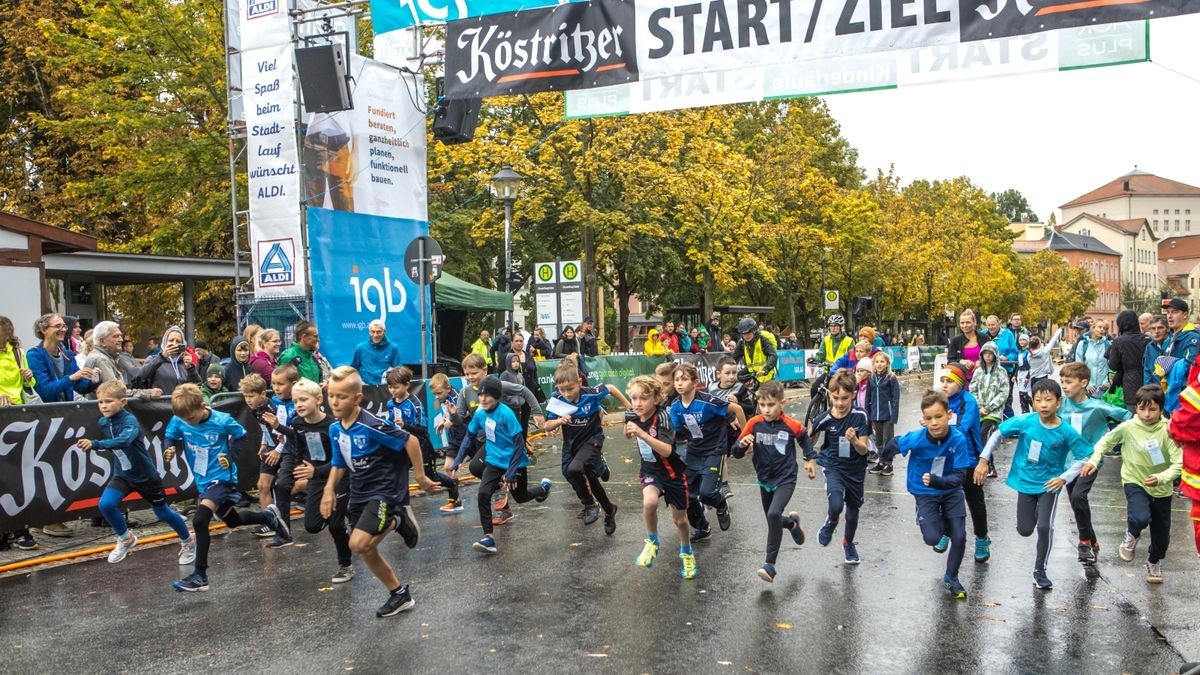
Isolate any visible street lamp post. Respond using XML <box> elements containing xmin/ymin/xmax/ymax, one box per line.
<box><xmin>490</xmin><ymin>166</ymin><xmax>524</xmax><ymax>331</ymax></box>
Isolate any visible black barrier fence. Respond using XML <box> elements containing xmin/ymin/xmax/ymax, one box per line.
<box><xmin>0</xmin><ymin>383</ymin><xmax>423</xmax><ymax>532</ymax></box>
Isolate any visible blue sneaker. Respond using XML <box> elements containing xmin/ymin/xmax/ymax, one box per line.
<box><xmin>264</xmin><ymin>504</ymin><xmax>290</xmax><ymax>540</ymax></box>
<box><xmin>757</xmin><ymin>563</ymin><xmax>777</xmax><ymax>583</ymax></box>
<box><xmin>933</xmin><ymin>535</ymin><xmax>950</xmax><ymax>554</ymax></box>
<box><xmin>817</xmin><ymin>518</ymin><xmax>838</xmax><ymax>547</ymax></box>
<box><xmin>172</xmin><ymin>571</ymin><xmax>209</xmax><ymax>592</ymax></box>
<box><xmin>974</xmin><ymin>537</ymin><xmax>991</xmax><ymax>563</ymax></box>
<box><xmin>843</xmin><ymin>540</ymin><xmax>861</xmax><ymax>565</ymax></box>
<box><xmin>1033</xmin><ymin>569</ymin><xmax>1053</xmax><ymax>590</ymax></box>
<box><xmin>265</xmin><ymin>534</ymin><xmax>293</xmax><ymax>549</ymax></box>
<box><xmin>787</xmin><ymin>512</ymin><xmax>806</xmax><ymax>546</ymax></box>
<box><xmin>944</xmin><ymin>575</ymin><xmax>966</xmax><ymax>599</ymax></box>
<box><xmin>535</xmin><ymin>478</ymin><xmax>553</xmax><ymax>503</ymax></box>
<box><xmin>473</xmin><ymin>535</ymin><xmax>498</xmax><ymax>555</ymax></box>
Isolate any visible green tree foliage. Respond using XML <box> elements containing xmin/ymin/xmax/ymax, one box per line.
<box><xmin>992</xmin><ymin>188</ymin><xmax>1039</xmax><ymax>224</ymax></box>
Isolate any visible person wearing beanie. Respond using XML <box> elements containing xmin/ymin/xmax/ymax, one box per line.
<box><xmin>193</xmin><ymin>339</ymin><xmax>214</xmax><ymax>373</ymax></box>
<box><xmin>200</xmin><ymin>363</ymin><xmax>228</xmax><ymax>403</ymax></box>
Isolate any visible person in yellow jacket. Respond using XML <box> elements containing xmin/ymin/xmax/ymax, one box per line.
<box><xmin>470</xmin><ymin>330</ymin><xmax>493</xmax><ymax>369</ymax></box>
<box><xmin>735</xmin><ymin>318</ymin><xmax>777</xmax><ymax>383</ymax></box>
<box><xmin>644</xmin><ymin>328</ymin><xmax>670</xmax><ymax>357</ymax></box>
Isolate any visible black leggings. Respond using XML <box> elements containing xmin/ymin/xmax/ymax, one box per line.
<box><xmin>962</xmin><ymin>478</ymin><xmax>989</xmax><ymax>539</ymax></box>
<box><xmin>1067</xmin><ymin>472</ymin><xmax>1099</xmax><ymax>544</ymax></box>
<box><xmin>192</xmin><ymin>503</ymin><xmax>270</xmax><ymax>573</ymax></box>
<box><xmin>563</xmin><ymin>440</ymin><xmax>612</xmax><ymax>511</ymax></box>
<box><xmin>304</xmin><ymin>473</ymin><xmax>351</xmax><ymax>567</ymax></box>
<box><xmin>760</xmin><ymin>484</ymin><xmax>797</xmax><ymax>565</ymax></box>
<box><xmin>1016</xmin><ymin>491</ymin><xmax>1059</xmax><ymax>572</ymax></box>
<box><xmin>474</xmin><ymin>465</ymin><xmax>546</xmax><ymax>535</ymax></box>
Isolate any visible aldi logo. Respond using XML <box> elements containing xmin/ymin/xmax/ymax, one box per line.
<box><xmin>258</xmin><ymin>239</ymin><xmax>295</xmax><ymax>287</ymax></box>
<box><xmin>247</xmin><ymin>0</ymin><xmax>280</xmax><ymax>19</ymax></box>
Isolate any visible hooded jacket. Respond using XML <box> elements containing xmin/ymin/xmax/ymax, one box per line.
<box><xmin>969</xmin><ymin>342</ymin><xmax>1009</xmax><ymax>418</ymax></box>
<box><xmin>1108</xmin><ymin>310</ymin><xmax>1149</xmax><ymax>409</ymax></box>
<box><xmin>644</xmin><ymin>329</ymin><xmax>669</xmax><ymax>356</ymax></box>
<box><xmin>1074</xmin><ymin>332</ymin><xmax>1111</xmax><ymax>390</ymax></box>
<box><xmin>350</xmin><ymin>335</ymin><xmax>404</xmax><ymax>385</ymax></box>
<box><xmin>224</xmin><ymin>337</ymin><xmax>252</xmax><ymax>391</ymax></box>
<box><xmin>249</xmin><ymin>349</ymin><xmax>277</xmax><ymax>381</ymax></box>
<box><xmin>129</xmin><ymin>326</ymin><xmax>199</xmax><ymax>396</ymax></box>
<box><xmin>27</xmin><ymin>341</ymin><xmax>96</xmax><ymax>402</ymax></box>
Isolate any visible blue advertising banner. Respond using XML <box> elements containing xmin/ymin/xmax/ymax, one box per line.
<box><xmin>307</xmin><ymin>207</ymin><xmax>430</xmax><ymax>370</ymax></box>
<box><xmin>371</xmin><ymin>0</ymin><xmax>565</xmax><ymax>34</ymax></box>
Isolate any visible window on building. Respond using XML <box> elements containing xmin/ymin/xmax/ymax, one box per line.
<box><xmin>1154</xmin><ymin>209</ymin><xmax>1159</xmax><ymax>215</ymax></box>
<box><xmin>1176</xmin><ymin>209</ymin><xmax>1181</xmax><ymax>215</ymax></box>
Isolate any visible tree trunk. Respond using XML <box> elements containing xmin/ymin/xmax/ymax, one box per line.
<box><xmin>702</xmin><ymin>270</ymin><xmax>715</xmax><ymax>323</ymax></box>
<box><xmin>617</xmin><ymin>267</ymin><xmax>631</xmax><ymax>352</ymax></box>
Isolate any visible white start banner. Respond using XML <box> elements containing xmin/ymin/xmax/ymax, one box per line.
<box><xmin>241</xmin><ymin>0</ymin><xmax>306</xmax><ymax>298</ymax></box>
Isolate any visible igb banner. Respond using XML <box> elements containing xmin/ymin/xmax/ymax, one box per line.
<box><xmin>306</xmin><ymin>207</ymin><xmax>431</xmax><ymax>370</ymax></box>
<box><xmin>444</xmin><ymin>0</ymin><xmax>1195</xmax><ymax>100</ymax></box>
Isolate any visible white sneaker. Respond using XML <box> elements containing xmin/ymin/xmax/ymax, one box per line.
<box><xmin>178</xmin><ymin>535</ymin><xmax>197</xmax><ymax>566</ymax></box>
<box><xmin>1118</xmin><ymin>532</ymin><xmax>1138</xmax><ymax>562</ymax></box>
<box><xmin>331</xmin><ymin>565</ymin><xmax>354</xmax><ymax>584</ymax></box>
<box><xmin>108</xmin><ymin>533</ymin><xmax>137</xmax><ymax>563</ymax></box>
<box><xmin>1146</xmin><ymin>561</ymin><xmax>1164</xmax><ymax>584</ymax></box>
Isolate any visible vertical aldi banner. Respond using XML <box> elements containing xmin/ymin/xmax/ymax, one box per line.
<box><xmin>306</xmin><ymin>207</ymin><xmax>431</xmax><ymax>369</ymax></box>
<box><xmin>241</xmin><ymin>0</ymin><xmax>306</xmax><ymax>298</ymax></box>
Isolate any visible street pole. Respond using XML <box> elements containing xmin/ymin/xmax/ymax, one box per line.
<box><xmin>504</xmin><ymin>197</ymin><xmax>513</xmax><ymax>332</ymax></box>
<box><xmin>418</xmin><ymin>237</ymin><xmax>428</xmax><ymax>380</ymax></box>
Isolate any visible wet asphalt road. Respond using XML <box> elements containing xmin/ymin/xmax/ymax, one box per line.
<box><xmin>1</xmin><ymin>380</ymin><xmax>1197</xmax><ymax>674</ymax></box>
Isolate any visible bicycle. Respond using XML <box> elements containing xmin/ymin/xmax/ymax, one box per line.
<box><xmin>804</xmin><ymin>358</ymin><xmax>830</xmax><ymax>429</ymax></box>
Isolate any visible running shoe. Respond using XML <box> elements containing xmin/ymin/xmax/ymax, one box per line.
<box><xmin>635</xmin><ymin>539</ymin><xmax>659</xmax><ymax>568</ymax></box>
<box><xmin>173</xmin><ymin>572</ymin><xmax>209</xmax><ymax>593</ymax></box>
<box><xmin>395</xmin><ymin>505</ymin><xmax>420</xmax><ymax>549</ymax></box>
<box><xmin>251</xmin><ymin>524</ymin><xmax>274</xmax><ymax>538</ymax></box>
<box><xmin>944</xmin><ymin>575</ymin><xmax>966</xmax><ymax>599</ymax></box>
<box><xmin>716</xmin><ymin>504</ymin><xmax>731</xmax><ymax>532</ymax></box>
<box><xmin>690</xmin><ymin>527</ymin><xmax>711</xmax><ymax>543</ymax></box>
<box><xmin>868</xmin><ymin>462</ymin><xmax>885</xmax><ymax>474</ymax></box>
<box><xmin>582</xmin><ymin>504</ymin><xmax>600</xmax><ymax>525</ymax></box>
<box><xmin>787</xmin><ymin>512</ymin><xmax>806</xmax><ymax>546</ymax></box>
<box><xmin>439</xmin><ymin>499</ymin><xmax>464</xmax><ymax>514</ymax></box>
<box><xmin>265</xmin><ymin>504</ymin><xmax>290</xmax><ymax>540</ymax></box>
<box><xmin>880</xmin><ymin>464</ymin><xmax>894</xmax><ymax>477</ymax></box>
<box><xmin>108</xmin><ymin>533</ymin><xmax>138</xmax><ymax>563</ymax></box>
<box><xmin>1077</xmin><ymin>541</ymin><xmax>1097</xmax><ymax>566</ymax></box>
<box><xmin>377</xmin><ymin>585</ymin><xmax>415</xmax><ymax>617</ymax></box>
<box><xmin>679</xmin><ymin>552</ymin><xmax>698</xmax><ymax>579</ymax></box>
<box><xmin>1118</xmin><ymin>531</ymin><xmax>1138</xmax><ymax>562</ymax></box>
<box><xmin>599</xmin><ymin>458</ymin><xmax>611</xmax><ymax>482</ymax></box>
<box><xmin>1146</xmin><ymin>561</ymin><xmax>1164</xmax><ymax>584</ymax></box>
<box><xmin>473</xmin><ymin>535</ymin><xmax>498</xmax><ymax>554</ymax></box>
<box><xmin>757</xmin><ymin>563</ymin><xmax>777</xmax><ymax>583</ymax></box>
<box><xmin>1033</xmin><ymin>569</ymin><xmax>1053</xmax><ymax>590</ymax></box>
<box><xmin>817</xmin><ymin>517</ymin><xmax>837</xmax><ymax>547</ymax></box>
<box><xmin>265</xmin><ymin>534</ymin><xmax>294</xmax><ymax>549</ymax></box>
<box><xmin>974</xmin><ymin>537</ymin><xmax>991</xmax><ymax>563</ymax></box>
<box><xmin>15</xmin><ymin>534</ymin><xmax>38</xmax><ymax>551</ymax></box>
<box><xmin>492</xmin><ymin>507</ymin><xmax>515</xmax><ymax>526</ymax></box>
<box><xmin>332</xmin><ymin>566</ymin><xmax>355</xmax><ymax>584</ymax></box>
<box><xmin>535</xmin><ymin>478</ymin><xmax>553</xmax><ymax>503</ymax></box>
<box><xmin>604</xmin><ymin>504</ymin><xmax>618</xmax><ymax>536</ymax></box>
<box><xmin>178</xmin><ymin>536</ymin><xmax>196</xmax><ymax>565</ymax></box>
<box><xmin>933</xmin><ymin>535</ymin><xmax>949</xmax><ymax>554</ymax></box>
<box><xmin>843</xmin><ymin>540</ymin><xmax>861</xmax><ymax>565</ymax></box>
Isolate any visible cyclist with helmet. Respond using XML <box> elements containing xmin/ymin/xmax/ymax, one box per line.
<box><xmin>810</xmin><ymin>315</ymin><xmax>854</xmax><ymax>400</ymax></box>
<box><xmin>735</xmin><ymin>318</ymin><xmax>778</xmax><ymax>383</ymax></box>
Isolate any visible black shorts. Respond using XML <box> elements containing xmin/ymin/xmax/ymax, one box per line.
<box><xmin>258</xmin><ymin>453</ymin><xmax>280</xmax><ymax>477</ymax></box>
<box><xmin>347</xmin><ymin>499</ymin><xmax>396</xmax><ymax>536</ymax></box>
<box><xmin>640</xmin><ymin>471</ymin><xmax>689</xmax><ymax>511</ymax></box>
<box><xmin>199</xmin><ymin>481</ymin><xmax>241</xmax><ymax>513</ymax></box>
<box><xmin>108</xmin><ymin>476</ymin><xmax>168</xmax><ymax>507</ymax></box>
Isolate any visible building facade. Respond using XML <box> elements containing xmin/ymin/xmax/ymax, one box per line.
<box><xmin>1061</xmin><ymin>169</ymin><xmax>1200</xmax><ymax>237</ymax></box>
<box><xmin>1012</xmin><ymin>231</ymin><xmax>1121</xmax><ymax>325</ymax></box>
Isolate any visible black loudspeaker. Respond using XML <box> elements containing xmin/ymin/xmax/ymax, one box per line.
<box><xmin>295</xmin><ymin>44</ymin><xmax>352</xmax><ymax>113</ymax></box>
<box><xmin>432</xmin><ymin>97</ymin><xmax>481</xmax><ymax>145</ymax></box>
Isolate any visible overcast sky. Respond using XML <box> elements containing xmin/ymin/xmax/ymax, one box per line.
<box><xmin>823</xmin><ymin>14</ymin><xmax>1200</xmax><ymax>223</ymax></box>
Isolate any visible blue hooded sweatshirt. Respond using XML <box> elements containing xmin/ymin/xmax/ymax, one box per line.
<box><xmin>350</xmin><ymin>336</ymin><xmax>404</xmax><ymax>385</ymax></box>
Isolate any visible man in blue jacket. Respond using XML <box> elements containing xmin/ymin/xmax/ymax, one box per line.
<box><xmin>984</xmin><ymin>315</ymin><xmax>1018</xmax><ymax>417</ymax></box>
<box><xmin>1162</xmin><ymin>298</ymin><xmax>1200</xmax><ymax>414</ymax></box>
<box><xmin>349</xmin><ymin>320</ymin><xmax>404</xmax><ymax>385</ymax></box>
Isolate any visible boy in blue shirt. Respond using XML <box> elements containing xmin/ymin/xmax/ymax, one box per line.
<box><xmin>882</xmin><ymin>390</ymin><xmax>976</xmax><ymax>598</ymax></box>
<box><xmin>76</xmin><ymin>380</ymin><xmax>194</xmax><ymax>565</ymax></box>
<box><xmin>976</xmin><ymin>378</ymin><xmax>1094</xmax><ymax>590</ymax></box>
<box><xmin>322</xmin><ymin>366</ymin><xmax>438</xmax><ymax>618</ymax></box>
<box><xmin>807</xmin><ymin>371</ymin><xmax>872</xmax><ymax>564</ymax></box>
<box><xmin>543</xmin><ymin>364</ymin><xmax>631</xmax><ymax>535</ymax></box>
<box><xmin>940</xmin><ymin>362</ymin><xmax>992</xmax><ymax>563</ymax></box>
<box><xmin>164</xmin><ymin>384</ymin><xmax>289</xmax><ymax>592</ymax></box>
<box><xmin>1058</xmin><ymin>362</ymin><xmax>1132</xmax><ymax>565</ymax></box>
<box><xmin>386</xmin><ymin>366</ymin><xmax>424</xmax><ymax>427</ymax></box>
<box><xmin>668</xmin><ymin>363</ymin><xmax>745</xmax><ymax>542</ymax></box>
<box><xmin>452</xmin><ymin>377</ymin><xmax>553</xmax><ymax>555</ymax></box>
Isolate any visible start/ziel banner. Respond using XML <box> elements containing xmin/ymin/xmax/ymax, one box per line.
<box><xmin>444</xmin><ymin>0</ymin><xmax>1186</xmax><ymax>100</ymax></box>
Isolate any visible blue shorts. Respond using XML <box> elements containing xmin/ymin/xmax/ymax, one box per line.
<box><xmin>914</xmin><ymin>490</ymin><xmax>966</xmax><ymax>525</ymax></box>
<box><xmin>823</xmin><ymin>466</ymin><xmax>865</xmax><ymax>508</ymax></box>
<box><xmin>199</xmin><ymin>481</ymin><xmax>240</xmax><ymax>512</ymax></box>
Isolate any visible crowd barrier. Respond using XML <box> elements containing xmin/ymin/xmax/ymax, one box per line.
<box><xmin>1</xmin><ymin>350</ymin><xmax>947</xmax><ymax>531</ymax></box>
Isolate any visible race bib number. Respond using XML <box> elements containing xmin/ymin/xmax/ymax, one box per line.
<box><xmin>485</xmin><ymin>418</ymin><xmax>497</xmax><ymax>443</ymax></box>
<box><xmin>1070</xmin><ymin>413</ymin><xmax>1083</xmax><ymax>435</ymax></box>
<box><xmin>774</xmin><ymin>431</ymin><xmax>789</xmax><ymax>455</ymax></box>
<box><xmin>338</xmin><ymin>434</ymin><xmax>352</xmax><ymax>469</ymax></box>
<box><xmin>678</xmin><ymin>442</ymin><xmax>689</xmax><ymax>462</ymax></box>
<box><xmin>1027</xmin><ymin>440</ymin><xmax>1042</xmax><ymax>464</ymax></box>
<box><xmin>930</xmin><ymin>456</ymin><xmax>946</xmax><ymax>477</ymax></box>
<box><xmin>276</xmin><ymin>405</ymin><xmax>288</xmax><ymax>424</ymax></box>
<box><xmin>949</xmin><ymin>413</ymin><xmax>958</xmax><ymax>426</ymax></box>
<box><xmin>838</xmin><ymin>436</ymin><xmax>851</xmax><ymax>458</ymax></box>
<box><xmin>1146</xmin><ymin>438</ymin><xmax>1166</xmax><ymax>465</ymax></box>
<box><xmin>637</xmin><ymin>437</ymin><xmax>655</xmax><ymax>462</ymax></box>
<box><xmin>193</xmin><ymin>446</ymin><xmax>209</xmax><ymax>477</ymax></box>
<box><xmin>113</xmin><ymin>449</ymin><xmax>132</xmax><ymax>472</ymax></box>
<box><xmin>684</xmin><ymin>414</ymin><xmax>703</xmax><ymax>439</ymax></box>
<box><xmin>305</xmin><ymin>432</ymin><xmax>326</xmax><ymax>462</ymax></box>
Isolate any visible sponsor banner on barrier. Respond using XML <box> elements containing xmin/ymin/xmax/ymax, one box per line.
<box><xmin>371</xmin><ymin>0</ymin><xmax>566</xmax><ymax>34</ymax></box>
<box><xmin>242</xmin><ymin>2</ymin><xmax>306</xmax><ymax>299</ymax></box>
<box><xmin>445</xmin><ymin>0</ymin><xmax>638</xmax><ymax>99</ymax></box>
<box><xmin>535</xmin><ymin>355</ymin><xmax>662</xmax><ymax>406</ymax></box>
<box><xmin>306</xmin><ymin>207</ymin><xmax>431</xmax><ymax>369</ymax></box>
<box><xmin>566</xmin><ymin>21</ymin><xmax>1147</xmax><ymax>117</ymax></box>
<box><xmin>0</xmin><ymin>383</ymin><xmax>444</xmax><ymax>530</ymax></box>
<box><xmin>303</xmin><ymin>56</ymin><xmax>428</xmax><ymax>221</ymax></box>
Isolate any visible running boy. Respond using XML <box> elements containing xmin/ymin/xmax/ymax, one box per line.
<box><xmin>975</xmin><ymin>378</ymin><xmax>1094</xmax><ymax>590</ymax></box>
<box><xmin>386</xmin><ymin>366</ymin><xmax>460</xmax><ymax>512</ymax></box>
<box><xmin>239</xmin><ymin>372</ymin><xmax>289</xmax><ymax>540</ymax></box>
<box><xmin>736</xmin><ymin>381</ymin><xmax>808</xmax><ymax>583</ymax></box>
<box><xmin>451</xmin><ymin>377</ymin><xmax>552</xmax><ymax>555</ymax></box>
<box><xmin>543</xmin><ymin>363</ymin><xmax>631</xmax><ymax>535</ymax></box>
<box><xmin>625</xmin><ymin>376</ymin><xmax>696</xmax><ymax>579</ymax></box>
<box><xmin>1082</xmin><ymin>385</ymin><xmax>1182</xmax><ymax>582</ymax></box>
<box><xmin>322</xmin><ymin>366</ymin><xmax>437</xmax><ymax>617</ymax></box>
<box><xmin>668</xmin><ymin>363</ymin><xmax>745</xmax><ymax>541</ymax></box>
<box><xmin>165</xmin><ymin>383</ymin><xmax>288</xmax><ymax>592</ymax></box>
<box><xmin>431</xmin><ymin>373</ymin><xmax>467</xmax><ymax>514</ymax></box>
<box><xmin>881</xmin><ymin>390</ymin><xmax>976</xmax><ymax>598</ymax></box>
<box><xmin>941</xmin><ymin>362</ymin><xmax>992</xmax><ymax>563</ymax></box>
<box><xmin>655</xmin><ymin>361</ymin><xmax>679</xmax><ymax>407</ymax></box>
<box><xmin>709</xmin><ymin>356</ymin><xmax>754</xmax><ymax>499</ymax></box>
<box><xmin>76</xmin><ymin>380</ymin><xmax>194</xmax><ymax>565</ymax></box>
<box><xmin>807</xmin><ymin>371</ymin><xmax>872</xmax><ymax>564</ymax></box>
<box><xmin>1058</xmin><ymin>362</ymin><xmax>1132</xmax><ymax>565</ymax></box>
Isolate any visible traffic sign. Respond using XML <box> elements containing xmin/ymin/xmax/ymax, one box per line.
<box><xmin>404</xmin><ymin>236</ymin><xmax>444</xmax><ymax>284</ymax></box>
<box><xmin>824</xmin><ymin>290</ymin><xmax>840</xmax><ymax>310</ymax></box>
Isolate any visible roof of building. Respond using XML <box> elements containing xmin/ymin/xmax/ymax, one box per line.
<box><xmin>1063</xmin><ymin>213</ymin><xmax>1155</xmax><ymax>239</ymax></box>
<box><xmin>1012</xmin><ymin>239</ymin><xmax>1045</xmax><ymax>254</ymax></box>
<box><xmin>0</xmin><ymin>211</ymin><xmax>98</xmax><ymax>254</ymax></box>
<box><xmin>1160</xmin><ymin>258</ymin><xmax>1200</xmax><ymax>279</ymax></box>
<box><xmin>1045</xmin><ymin>230</ymin><xmax>1121</xmax><ymax>256</ymax></box>
<box><xmin>1158</xmin><ymin>234</ymin><xmax>1200</xmax><ymax>261</ymax></box>
<box><xmin>1061</xmin><ymin>169</ymin><xmax>1200</xmax><ymax>208</ymax></box>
